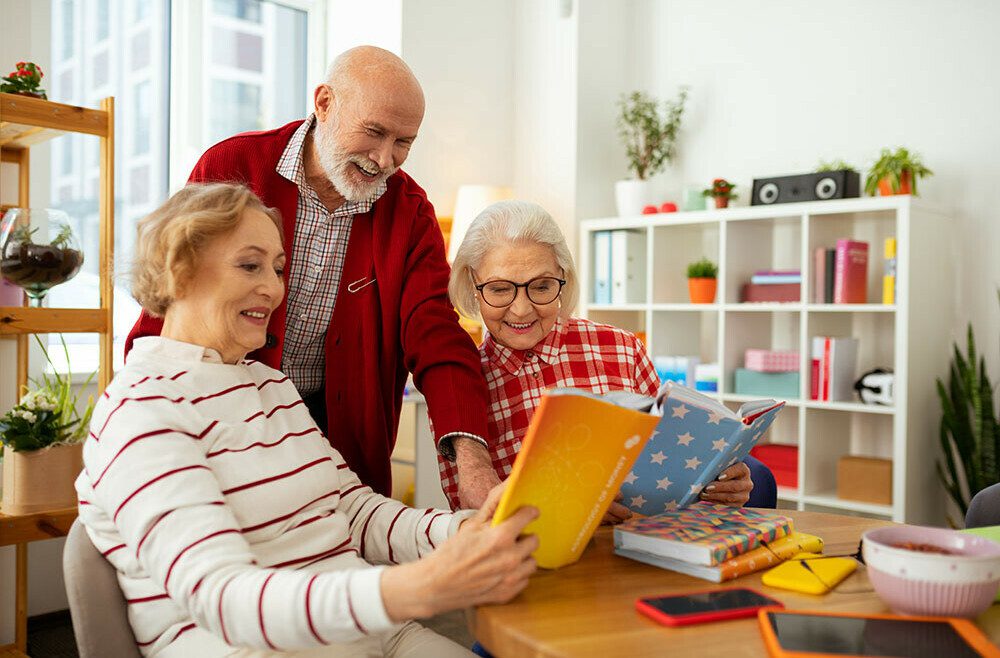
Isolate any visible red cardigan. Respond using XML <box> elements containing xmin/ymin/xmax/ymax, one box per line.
<box><xmin>125</xmin><ymin>121</ymin><xmax>490</xmax><ymax>496</ymax></box>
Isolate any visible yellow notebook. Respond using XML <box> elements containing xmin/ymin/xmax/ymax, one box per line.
<box><xmin>491</xmin><ymin>390</ymin><xmax>660</xmax><ymax>569</ymax></box>
<box><xmin>761</xmin><ymin>552</ymin><xmax>858</xmax><ymax>594</ymax></box>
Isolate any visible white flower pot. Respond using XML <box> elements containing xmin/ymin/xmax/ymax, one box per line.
<box><xmin>615</xmin><ymin>179</ymin><xmax>657</xmax><ymax>218</ymax></box>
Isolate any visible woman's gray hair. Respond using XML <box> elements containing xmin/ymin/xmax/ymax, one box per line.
<box><xmin>449</xmin><ymin>200</ymin><xmax>578</xmax><ymax>320</ymax></box>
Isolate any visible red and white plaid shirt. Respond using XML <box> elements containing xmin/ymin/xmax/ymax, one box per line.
<box><xmin>438</xmin><ymin>316</ymin><xmax>660</xmax><ymax>509</ymax></box>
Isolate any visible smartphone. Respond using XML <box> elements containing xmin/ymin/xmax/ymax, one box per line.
<box><xmin>636</xmin><ymin>587</ymin><xmax>784</xmax><ymax>627</ymax></box>
<box><xmin>758</xmin><ymin>609</ymin><xmax>1000</xmax><ymax>658</ymax></box>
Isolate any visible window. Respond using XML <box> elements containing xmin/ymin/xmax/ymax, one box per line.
<box><xmin>46</xmin><ymin>0</ymin><xmax>319</xmax><ymax>374</ymax></box>
<box><xmin>95</xmin><ymin>0</ymin><xmax>109</xmax><ymax>41</ymax></box>
<box><xmin>213</xmin><ymin>0</ymin><xmax>263</xmax><ymax>23</ymax></box>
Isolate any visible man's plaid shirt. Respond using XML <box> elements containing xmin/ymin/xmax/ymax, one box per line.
<box><xmin>275</xmin><ymin>115</ymin><xmax>386</xmax><ymax>395</ymax></box>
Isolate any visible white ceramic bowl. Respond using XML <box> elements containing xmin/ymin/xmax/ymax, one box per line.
<box><xmin>862</xmin><ymin>525</ymin><xmax>1000</xmax><ymax>617</ymax></box>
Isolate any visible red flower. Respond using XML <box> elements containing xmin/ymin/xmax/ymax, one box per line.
<box><xmin>16</xmin><ymin>61</ymin><xmax>25</xmax><ymax>68</ymax></box>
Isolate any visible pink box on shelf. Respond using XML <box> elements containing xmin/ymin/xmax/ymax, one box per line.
<box><xmin>744</xmin><ymin>349</ymin><xmax>799</xmax><ymax>373</ymax></box>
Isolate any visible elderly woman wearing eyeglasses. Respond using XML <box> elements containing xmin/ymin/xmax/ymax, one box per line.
<box><xmin>439</xmin><ymin>200</ymin><xmax>754</xmax><ymax>520</ymax></box>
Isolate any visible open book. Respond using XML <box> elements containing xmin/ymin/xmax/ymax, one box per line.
<box><xmin>619</xmin><ymin>382</ymin><xmax>785</xmax><ymax>514</ymax></box>
<box><xmin>489</xmin><ymin>389</ymin><xmax>660</xmax><ymax>569</ymax></box>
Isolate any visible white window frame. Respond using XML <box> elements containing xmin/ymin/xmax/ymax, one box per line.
<box><xmin>169</xmin><ymin>0</ymin><xmax>326</xmax><ymax>191</ymax></box>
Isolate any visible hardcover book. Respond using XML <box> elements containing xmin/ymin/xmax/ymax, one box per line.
<box><xmin>619</xmin><ymin>382</ymin><xmax>786</xmax><ymax>515</ymax></box>
<box><xmin>833</xmin><ymin>239</ymin><xmax>868</xmax><ymax>303</ymax></box>
<box><xmin>615</xmin><ymin>530</ymin><xmax>823</xmax><ymax>582</ymax></box>
<box><xmin>613</xmin><ymin>503</ymin><xmax>794</xmax><ymax>566</ymax></box>
<box><xmin>490</xmin><ymin>389</ymin><xmax>660</xmax><ymax>569</ymax></box>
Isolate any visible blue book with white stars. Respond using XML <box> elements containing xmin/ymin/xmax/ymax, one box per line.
<box><xmin>619</xmin><ymin>382</ymin><xmax>785</xmax><ymax>515</ymax></box>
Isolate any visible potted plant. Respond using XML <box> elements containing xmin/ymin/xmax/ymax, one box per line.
<box><xmin>864</xmin><ymin>147</ymin><xmax>933</xmax><ymax>197</ymax></box>
<box><xmin>615</xmin><ymin>87</ymin><xmax>688</xmax><ymax>217</ymax></box>
<box><xmin>686</xmin><ymin>257</ymin><xmax>718</xmax><ymax>304</ymax></box>
<box><xmin>936</xmin><ymin>300</ymin><xmax>1000</xmax><ymax>527</ymax></box>
<box><xmin>816</xmin><ymin>159</ymin><xmax>857</xmax><ymax>172</ymax></box>
<box><xmin>703</xmin><ymin>178</ymin><xmax>737</xmax><ymax>209</ymax></box>
<box><xmin>0</xmin><ymin>336</ymin><xmax>94</xmax><ymax>514</ymax></box>
<box><xmin>0</xmin><ymin>61</ymin><xmax>47</xmax><ymax>99</ymax></box>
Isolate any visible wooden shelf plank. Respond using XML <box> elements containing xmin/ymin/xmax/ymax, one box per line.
<box><xmin>0</xmin><ymin>93</ymin><xmax>109</xmax><ymax>147</ymax></box>
<box><xmin>0</xmin><ymin>507</ymin><xmax>77</xmax><ymax>547</ymax></box>
<box><xmin>0</xmin><ymin>307</ymin><xmax>108</xmax><ymax>335</ymax></box>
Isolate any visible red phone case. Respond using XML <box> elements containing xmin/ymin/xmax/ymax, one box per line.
<box><xmin>636</xmin><ymin>587</ymin><xmax>784</xmax><ymax>627</ymax></box>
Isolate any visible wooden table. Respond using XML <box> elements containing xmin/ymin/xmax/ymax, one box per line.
<box><xmin>472</xmin><ymin>510</ymin><xmax>1000</xmax><ymax>657</ymax></box>
<box><xmin>0</xmin><ymin>507</ymin><xmax>78</xmax><ymax>656</ymax></box>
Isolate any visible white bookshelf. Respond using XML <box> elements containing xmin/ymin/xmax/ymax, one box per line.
<box><xmin>579</xmin><ymin>196</ymin><xmax>954</xmax><ymax>524</ymax></box>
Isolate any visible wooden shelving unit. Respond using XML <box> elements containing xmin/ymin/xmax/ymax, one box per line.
<box><xmin>0</xmin><ymin>92</ymin><xmax>115</xmax><ymax>656</ymax></box>
<box><xmin>579</xmin><ymin>196</ymin><xmax>954</xmax><ymax>526</ymax></box>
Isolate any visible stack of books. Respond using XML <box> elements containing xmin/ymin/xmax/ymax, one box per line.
<box><xmin>741</xmin><ymin>269</ymin><xmax>801</xmax><ymax>303</ymax></box>
<box><xmin>810</xmin><ymin>336</ymin><xmax>859</xmax><ymax>402</ymax></box>
<box><xmin>613</xmin><ymin>503</ymin><xmax>822</xmax><ymax>582</ymax></box>
<box><xmin>814</xmin><ymin>239</ymin><xmax>869</xmax><ymax>304</ymax></box>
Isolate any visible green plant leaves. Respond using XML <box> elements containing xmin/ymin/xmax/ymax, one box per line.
<box><xmin>617</xmin><ymin>87</ymin><xmax>688</xmax><ymax>181</ymax></box>
<box><xmin>863</xmin><ymin>146</ymin><xmax>933</xmax><ymax>196</ymax></box>
<box><xmin>935</xmin><ymin>322</ymin><xmax>1000</xmax><ymax>524</ymax></box>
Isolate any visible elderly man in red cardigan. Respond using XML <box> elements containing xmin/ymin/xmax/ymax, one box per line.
<box><xmin>125</xmin><ymin>45</ymin><xmax>499</xmax><ymax>509</ymax></box>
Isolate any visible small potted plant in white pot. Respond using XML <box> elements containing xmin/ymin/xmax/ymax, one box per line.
<box><xmin>687</xmin><ymin>257</ymin><xmax>718</xmax><ymax>304</ymax></box>
<box><xmin>615</xmin><ymin>87</ymin><xmax>688</xmax><ymax>217</ymax></box>
<box><xmin>0</xmin><ymin>336</ymin><xmax>94</xmax><ymax>514</ymax></box>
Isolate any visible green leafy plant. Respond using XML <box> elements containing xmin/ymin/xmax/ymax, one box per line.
<box><xmin>864</xmin><ymin>147</ymin><xmax>933</xmax><ymax>196</ymax></box>
<box><xmin>817</xmin><ymin>159</ymin><xmax>857</xmax><ymax>173</ymax></box>
<box><xmin>0</xmin><ymin>335</ymin><xmax>95</xmax><ymax>453</ymax></box>
<box><xmin>936</xmin><ymin>298</ymin><xmax>1000</xmax><ymax>527</ymax></box>
<box><xmin>0</xmin><ymin>61</ymin><xmax>47</xmax><ymax>98</ymax></box>
<box><xmin>616</xmin><ymin>87</ymin><xmax>689</xmax><ymax>180</ymax></box>
<box><xmin>686</xmin><ymin>257</ymin><xmax>718</xmax><ymax>279</ymax></box>
<box><xmin>702</xmin><ymin>178</ymin><xmax>737</xmax><ymax>200</ymax></box>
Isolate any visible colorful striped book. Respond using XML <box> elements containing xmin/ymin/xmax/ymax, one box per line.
<box><xmin>615</xmin><ymin>531</ymin><xmax>823</xmax><ymax>582</ymax></box>
<box><xmin>613</xmin><ymin>503</ymin><xmax>793</xmax><ymax>566</ymax></box>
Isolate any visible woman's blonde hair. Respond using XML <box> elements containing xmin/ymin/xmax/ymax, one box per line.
<box><xmin>131</xmin><ymin>183</ymin><xmax>282</xmax><ymax>317</ymax></box>
<box><xmin>448</xmin><ymin>200</ymin><xmax>578</xmax><ymax>320</ymax></box>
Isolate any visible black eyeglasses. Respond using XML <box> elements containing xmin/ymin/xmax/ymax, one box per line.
<box><xmin>474</xmin><ymin>276</ymin><xmax>566</xmax><ymax>308</ymax></box>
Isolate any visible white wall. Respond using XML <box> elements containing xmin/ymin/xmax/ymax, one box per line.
<box><xmin>511</xmin><ymin>0</ymin><xmax>579</xmax><ymax>244</ymax></box>
<box><xmin>629</xmin><ymin>0</ymin><xmax>1000</xmax><ymax>378</ymax></box>
<box><xmin>400</xmin><ymin>0</ymin><xmax>515</xmax><ymax>216</ymax></box>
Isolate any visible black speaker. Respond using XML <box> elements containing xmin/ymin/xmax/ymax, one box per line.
<box><xmin>751</xmin><ymin>170</ymin><xmax>860</xmax><ymax>206</ymax></box>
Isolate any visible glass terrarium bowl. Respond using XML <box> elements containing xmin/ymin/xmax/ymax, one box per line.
<box><xmin>0</xmin><ymin>208</ymin><xmax>84</xmax><ymax>307</ymax></box>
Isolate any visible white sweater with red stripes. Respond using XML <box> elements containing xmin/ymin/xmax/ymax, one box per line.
<box><xmin>76</xmin><ymin>337</ymin><xmax>470</xmax><ymax>657</ymax></box>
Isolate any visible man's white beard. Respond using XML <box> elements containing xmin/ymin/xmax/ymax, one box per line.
<box><xmin>315</xmin><ymin>120</ymin><xmax>397</xmax><ymax>203</ymax></box>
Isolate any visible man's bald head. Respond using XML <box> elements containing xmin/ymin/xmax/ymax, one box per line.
<box><xmin>325</xmin><ymin>46</ymin><xmax>424</xmax><ymax>114</ymax></box>
<box><xmin>309</xmin><ymin>46</ymin><xmax>425</xmax><ymax>204</ymax></box>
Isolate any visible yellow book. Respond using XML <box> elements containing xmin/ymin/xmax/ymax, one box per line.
<box><xmin>491</xmin><ymin>390</ymin><xmax>660</xmax><ymax>568</ymax></box>
<box><xmin>762</xmin><ymin>552</ymin><xmax>858</xmax><ymax>594</ymax></box>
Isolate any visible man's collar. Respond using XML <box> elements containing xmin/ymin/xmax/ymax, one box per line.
<box><xmin>483</xmin><ymin>317</ymin><xmax>566</xmax><ymax>376</ymax></box>
<box><xmin>275</xmin><ymin>114</ymin><xmax>387</xmax><ymax>214</ymax></box>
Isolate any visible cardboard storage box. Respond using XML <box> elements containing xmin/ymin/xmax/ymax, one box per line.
<box><xmin>837</xmin><ymin>456</ymin><xmax>892</xmax><ymax>505</ymax></box>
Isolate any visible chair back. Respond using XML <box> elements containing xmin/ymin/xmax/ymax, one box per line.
<box><xmin>63</xmin><ymin>519</ymin><xmax>141</xmax><ymax>658</ymax></box>
<box><xmin>966</xmin><ymin>483</ymin><xmax>1000</xmax><ymax>528</ymax></box>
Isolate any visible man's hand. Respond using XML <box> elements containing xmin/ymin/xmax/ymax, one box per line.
<box><xmin>454</xmin><ymin>438</ymin><xmax>501</xmax><ymax>509</ymax></box>
<box><xmin>380</xmin><ymin>482</ymin><xmax>538</xmax><ymax>621</ymax></box>
<box><xmin>699</xmin><ymin>461</ymin><xmax>753</xmax><ymax>506</ymax></box>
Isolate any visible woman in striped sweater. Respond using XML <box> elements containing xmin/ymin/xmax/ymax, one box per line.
<box><xmin>76</xmin><ymin>183</ymin><xmax>538</xmax><ymax>657</ymax></box>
